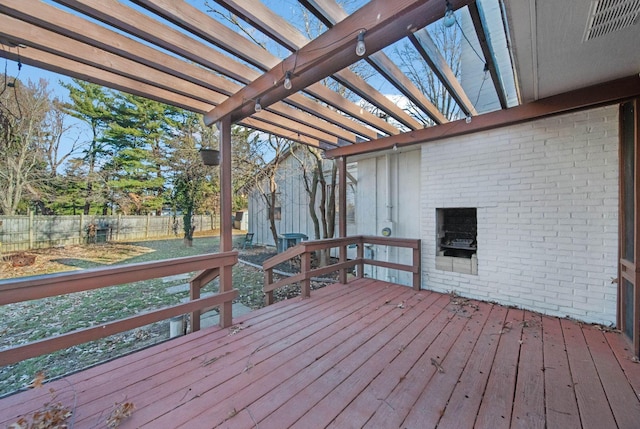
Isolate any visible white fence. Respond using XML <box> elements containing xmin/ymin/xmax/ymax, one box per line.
<box><xmin>0</xmin><ymin>213</ymin><xmax>220</xmax><ymax>253</ymax></box>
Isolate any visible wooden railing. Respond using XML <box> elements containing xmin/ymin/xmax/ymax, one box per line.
<box><xmin>0</xmin><ymin>252</ymin><xmax>238</xmax><ymax>366</ymax></box>
<box><xmin>263</xmin><ymin>236</ymin><xmax>421</xmax><ymax>305</ymax></box>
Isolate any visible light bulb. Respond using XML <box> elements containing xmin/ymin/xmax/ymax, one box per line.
<box><xmin>254</xmin><ymin>98</ymin><xmax>262</xmax><ymax>113</ymax></box>
<box><xmin>284</xmin><ymin>72</ymin><xmax>292</xmax><ymax>90</ymax></box>
<box><xmin>356</xmin><ymin>31</ymin><xmax>366</xmax><ymax>57</ymax></box>
<box><xmin>443</xmin><ymin>2</ymin><xmax>456</xmax><ymax>28</ymax></box>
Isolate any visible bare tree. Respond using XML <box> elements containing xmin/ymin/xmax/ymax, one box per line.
<box><xmin>396</xmin><ymin>23</ymin><xmax>463</xmax><ymax>121</ymax></box>
<box><xmin>42</xmin><ymin>98</ymin><xmax>80</xmax><ymax>176</ymax></box>
<box><xmin>239</xmin><ymin>134</ymin><xmax>290</xmax><ymax>245</ymax></box>
<box><xmin>291</xmin><ymin>145</ymin><xmax>337</xmax><ymax>265</ymax></box>
<box><xmin>0</xmin><ymin>76</ymin><xmax>51</xmax><ymax>215</ymax></box>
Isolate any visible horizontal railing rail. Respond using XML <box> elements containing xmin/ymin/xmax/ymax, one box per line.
<box><xmin>0</xmin><ymin>252</ymin><xmax>238</xmax><ymax>366</ymax></box>
<box><xmin>262</xmin><ymin>236</ymin><xmax>421</xmax><ymax>305</ymax></box>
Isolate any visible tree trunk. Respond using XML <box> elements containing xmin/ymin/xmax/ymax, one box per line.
<box><xmin>183</xmin><ymin>208</ymin><xmax>194</xmax><ymax>247</ymax></box>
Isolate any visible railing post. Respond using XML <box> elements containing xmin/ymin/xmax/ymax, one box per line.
<box><xmin>357</xmin><ymin>239</ymin><xmax>364</xmax><ymax>279</ymax></box>
<box><xmin>190</xmin><ymin>278</ymin><xmax>201</xmax><ymax>332</ymax></box>
<box><xmin>265</xmin><ymin>268</ymin><xmax>274</xmax><ymax>306</ymax></box>
<box><xmin>339</xmin><ymin>242</ymin><xmax>348</xmax><ymax>284</ymax></box>
<box><xmin>301</xmin><ymin>251</ymin><xmax>311</xmax><ymax>298</ymax></box>
<box><xmin>413</xmin><ymin>241</ymin><xmax>421</xmax><ymax>291</ymax></box>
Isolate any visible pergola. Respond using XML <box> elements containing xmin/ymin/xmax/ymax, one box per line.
<box><xmin>1</xmin><ymin>0</ymin><xmax>640</xmax><ymax>330</ymax></box>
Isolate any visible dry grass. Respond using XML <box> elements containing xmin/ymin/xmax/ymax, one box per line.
<box><xmin>0</xmin><ymin>243</ymin><xmax>154</xmax><ymax>279</ymax></box>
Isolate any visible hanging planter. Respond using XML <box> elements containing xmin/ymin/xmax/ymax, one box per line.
<box><xmin>199</xmin><ymin>149</ymin><xmax>220</xmax><ymax>166</ymax></box>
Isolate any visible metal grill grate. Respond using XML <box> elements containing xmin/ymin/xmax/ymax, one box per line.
<box><xmin>583</xmin><ymin>0</ymin><xmax>640</xmax><ymax>41</ymax></box>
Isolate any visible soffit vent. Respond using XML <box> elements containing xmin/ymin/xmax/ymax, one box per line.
<box><xmin>583</xmin><ymin>0</ymin><xmax>640</xmax><ymax>41</ymax></box>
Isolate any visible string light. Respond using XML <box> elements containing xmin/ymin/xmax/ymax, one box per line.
<box><xmin>356</xmin><ymin>31</ymin><xmax>366</xmax><ymax>56</ymax></box>
<box><xmin>254</xmin><ymin>98</ymin><xmax>262</xmax><ymax>113</ymax></box>
<box><xmin>283</xmin><ymin>71</ymin><xmax>292</xmax><ymax>90</ymax></box>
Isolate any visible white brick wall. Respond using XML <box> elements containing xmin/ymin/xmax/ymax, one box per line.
<box><xmin>421</xmin><ymin>106</ymin><xmax>619</xmax><ymax>324</ymax></box>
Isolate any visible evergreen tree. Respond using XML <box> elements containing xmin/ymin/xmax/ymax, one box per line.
<box><xmin>61</xmin><ymin>80</ymin><xmax>112</xmax><ymax>214</ymax></box>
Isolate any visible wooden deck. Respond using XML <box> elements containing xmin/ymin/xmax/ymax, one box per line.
<box><xmin>1</xmin><ymin>279</ymin><xmax>639</xmax><ymax>428</ymax></box>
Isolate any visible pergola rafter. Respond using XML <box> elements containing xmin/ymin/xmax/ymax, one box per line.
<box><xmin>207</xmin><ymin>0</ymin><xmax>476</xmax><ymax>124</ymax></box>
<box><xmin>0</xmin><ymin>0</ymin><xmax>515</xmax><ymax>152</ymax></box>
<box><xmin>0</xmin><ymin>0</ymin><xmax>633</xmax><ymax>156</ymax></box>
<box><xmin>211</xmin><ymin>0</ymin><xmax>425</xmax><ymax>129</ymax></box>
<box><xmin>298</xmin><ymin>0</ymin><xmax>449</xmax><ymax>125</ymax></box>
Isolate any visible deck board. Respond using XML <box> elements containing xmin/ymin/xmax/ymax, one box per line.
<box><xmin>398</xmin><ymin>301</ymin><xmax>495</xmax><ymax>429</ymax></box>
<box><xmin>541</xmin><ymin>315</ymin><xmax>581</xmax><ymax>429</ymax></box>
<box><xmin>360</xmin><ymin>300</ymin><xmax>482</xmax><ymax>428</ymax></box>
<box><xmin>1</xmin><ymin>279</ymin><xmax>639</xmax><ymax>429</ymax></box>
<box><xmin>296</xmin><ymin>292</ymin><xmax>450</xmax><ymax>429</ymax></box>
<box><xmin>428</xmin><ymin>304</ymin><xmax>508</xmax><ymax>429</ymax></box>
<box><xmin>511</xmin><ymin>312</ymin><xmax>545</xmax><ymax>429</ymax></box>
<box><xmin>561</xmin><ymin>318</ymin><xmax>618</xmax><ymax>429</ymax></box>
<box><xmin>474</xmin><ymin>308</ymin><xmax>525</xmax><ymax>429</ymax></box>
<box><xmin>582</xmin><ymin>326</ymin><xmax>640</xmax><ymax>429</ymax></box>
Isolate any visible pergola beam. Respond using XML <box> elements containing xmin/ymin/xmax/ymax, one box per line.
<box><xmin>2</xmin><ymin>0</ymin><xmax>359</xmax><ymax>145</ymax></box>
<box><xmin>132</xmin><ymin>0</ymin><xmax>394</xmax><ymax>138</ymax></box>
<box><xmin>0</xmin><ymin>47</ymin><xmax>215</xmax><ymax>113</ymax></box>
<box><xmin>0</xmin><ymin>14</ymin><xmax>226</xmax><ymax>106</ymax></box>
<box><xmin>207</xmin><ymin>0</ymin><xmax>475</xmax><ymax>124</ymax></box>
<box><xmin>212</xmin><ymin>0</ymin><xmax>421</xmax><ymax>129</ymax></box>
<box><xmin>325</xmin><ymin>75</ymin><xmax>640</xmax><ymax>158</ymax></box>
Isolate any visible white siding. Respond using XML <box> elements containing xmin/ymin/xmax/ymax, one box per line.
<box><xmin>247</xmin><ymin>149</ymin><xmax>356</xmax><ymax>248</ymax></box>
<box><xmin>420</xmin><ymin>105</ymin><xmax>619</xmax><ymax>324</ymax></box>
<box><xmin>356</xmin><ymin>149</ymin><xmax>421</xmax><ymax>286</ymax></box>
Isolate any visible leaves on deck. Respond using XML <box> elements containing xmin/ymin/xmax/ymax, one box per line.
<box><xmin>106</xmin><ymin>401</ymin><xmax>135</xmax><ymax>428</ymax></box>
<box><xmin>228</xmin><ymin>324</ymin><xmax>246</xmax><ymax>335</ymax></box>
<box><xmin>448</xmin><ymin>291</ymin><xmax>480</xmax><ymax>316</ymax></box>
<box><xmin>9</xmin><ymin>376</ymin><xmax>73</xmax><ymax>429</ymax></box>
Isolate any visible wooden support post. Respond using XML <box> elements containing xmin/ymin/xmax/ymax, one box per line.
<box><xmin>301</xmin><ymin>251</ymin><xmax>311</xmax><ymax>298</ymax></box>
<box><xmin>338</xmin><ymin>156</ymin><xmax>348</xmax><ymax>284</ymax></box>
<box><xmin>265</xmin><ymin>269</ymin><xmax>274</xmax><ymax>306</ymax></box>
<box><xmin>218</xmin><ymin>116</ymin><xmax>233</xmax><ymax>328</ymax></box>
<box><xmin>413</xmin><ymin>241</ymin><xmax>421</xmax><ymax>291</ymax></box>
<box><xmin>357</xmin><ymin>238</ymin><xmax>364</xmax><ymax>279</ymax></box>
<box><xmin>190</xmin><ymin>278</ymin><xmax>201</xmax><ymax>332</ymax></box>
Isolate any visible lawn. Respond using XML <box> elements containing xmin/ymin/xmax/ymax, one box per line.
<box><xmin>0</xmin><ymin>233</ymin><xmax>290</xmax><ymax>396</ymax></box>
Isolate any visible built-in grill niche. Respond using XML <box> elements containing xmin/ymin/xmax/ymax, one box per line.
<box><xmin>437</xmin><ymin>207</ymin><xmax>477</xmax><ymax>263</ymax></box>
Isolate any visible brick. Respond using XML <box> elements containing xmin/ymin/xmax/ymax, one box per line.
<box><xmin>420</xmin><ymin>106</ymin><xmax>618</xmax><ymax>324</ymax></box>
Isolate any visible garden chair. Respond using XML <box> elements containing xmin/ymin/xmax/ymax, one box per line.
<box><xmin>242</xmin><ymin>232</ymin><xmax>254</xmax><ymax>250</ymax></box>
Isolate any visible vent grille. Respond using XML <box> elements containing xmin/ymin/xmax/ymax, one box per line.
<box><xmin>583</xmin><ymin>0</ymin><xmax>640</xmax><ymax>41</ymax></box>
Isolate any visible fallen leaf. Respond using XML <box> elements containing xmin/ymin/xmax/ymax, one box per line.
<box><xmin>106</xmin><ymin>401</ymin><xmax>135</xmax><ymax>428</ymax></box>
<box><xmin>431</xmin><ymin>357</ymin><xmax>445</xmax><ymax>373</ymax></box>
<box><xmin>28</xmin><ymin>372</ymin><xmax>45</xmax><ymax>389</ymax></box>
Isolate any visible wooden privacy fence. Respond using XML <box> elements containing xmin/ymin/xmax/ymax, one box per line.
<box><xmin>263</xmin><ymin>235</ymin><xmax>421</xmax><ymax>305</ymax></box>
<box><xmin>0</xmin><ymin>213</ymin><xmax>220</xmax><ymax>252</ymax></box>
<box><xmin>0</xmin><ymin>252</ymin><xmax>238</xmax><ymax>366</ymax></box>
